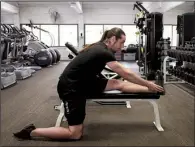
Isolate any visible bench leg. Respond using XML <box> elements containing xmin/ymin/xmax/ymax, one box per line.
<box><xmin>149</xmin><ymin>100</ymin><xmax>164</xmax><ymax>131</ymax></box>
<box><xmin>126</xmin><ymin>101</ymin><xmax>131</xmax><ymax>108</ymax></box>
<box><xmin>54</xmin><ymin>102</ymin><xmax>65</xmax><ymax>127</ymax></box>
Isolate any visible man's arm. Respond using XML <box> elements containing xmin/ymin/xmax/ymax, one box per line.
<box><xmin>106</xmin><ymin>61</ymin><xmax>150</xmax><ymax>87</ymax></box>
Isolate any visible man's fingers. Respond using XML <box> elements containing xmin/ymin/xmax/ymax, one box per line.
<box><xmin>156</xmin><ymin>86</ymin><xmax>164</xmax><ymax>92</ymax></box>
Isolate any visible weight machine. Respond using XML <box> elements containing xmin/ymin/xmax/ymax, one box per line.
<box><xmin>133</xmin><ymin>2</ymin><xmax>164</xmax><ymax>80</ymax></box>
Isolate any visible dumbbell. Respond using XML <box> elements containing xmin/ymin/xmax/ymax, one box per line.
<box><xmin>184</xmin><ymin>50</ymin><xmax>192</xmax><ymax>62</ymax></box>
<box><xmin>176</xmin><ymin>50</ymin><xmax>183</xmax><ymax>61</ymax></box>
<box><xmin>180</xmin><ymin>68</ymin><xmax>186</xmax><ymax>79</ymax></box>
<box><xmin>179</xmin><ymin>51</ymin><xmax>184</xmax><ymax>61</ymax></box>
<box><xmin>183</xmin><ymin>47</ymin><xmax>195</xmax><ymax>63</ymax></box>
<box><xmin>184</xmin><ymin>68</ymin><xmax>193</xmax><ymax>83</ymax></box>
<box><xmin>168</xmin><ymin>50</ymin><xmax>175</xmax><ymax>58</ymax></box>
<box><xmin>178</xmin><ymin>67</ymin><xmax>185</xmax><ymax>78</ymax></box>
<box><xmin>167</xmin><ymin>50</ymin><xmax>171</xmax><ymax>57</ymax></box>
<box><xmin>180</xmin><ymin>68</ymin><xmax>188</xmax><ymax>79</ymax></box>
<box><xmin>181</xmin><ymin>47</ymin><xmax>188</xmax><ymax>61</ymax></box>
<box><xmin>171</xmin><ymin>50</ymin><xmax>175</xmax><ymax>58</ymax></box>
<box><xmin>193</xmin><ymin>75</ymin><xmax>195</xmax><ymax>85</ymax></box>
<box><xmin>176</xmin><ymin>46</ymin><xmax>181</xmax><ymax>51</ymax></box>
<box><xmin>175</xmin><ymin>66</ymin><xmax>181</xmax><ymax>77</ymax></box>
<box><xmin>173</xmin><ymin>66</ymin><xmax>179</xmax><ymax>76</ymax></box>
<box><xmin>183</xmin><ymin>72</ymin><xmax>188</xmax><ymax>82</ymax></box>
<box><xmin>188</xmin><ymin>73</ymin><xmax>194</xmax><ymax>84</ymax></box>
<box><xmin>187</xmin><ymin>73</ymin><xmax>192</xmax><ymax>83</ymax></box>
<box><xmin>190</xmin><ymin>69</ymin><xmax>195</xmax><ymax>84</ymax></box>
<box><xmin>189</xmin><ymin>52</ymin><xmax>195</xmax><ymax>63</ymax></box>
<box><xmin>167</xmin><ymin>66</ymin><xmax>172</xmax><ymax>73</ymax></box>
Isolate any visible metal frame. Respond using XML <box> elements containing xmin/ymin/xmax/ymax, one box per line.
<box><xmin>54</xmin><ymin>98</ymin><xmax>164</xmax><ymax>132</ymax></box>
<box><xmin>163</xmin><ymin>56</ymin><xmax>185</xmax><ymax>84</ymax></box>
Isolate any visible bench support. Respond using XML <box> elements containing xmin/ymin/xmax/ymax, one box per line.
<box><xmin>54</xmin><ymin>99</ymin><xmax>164</xmax><ymax>132</ymax></box>
<box><xmin>126</xmin><ymin>101</ymin><xmax>131</xmax><ymax>108</ymax></box>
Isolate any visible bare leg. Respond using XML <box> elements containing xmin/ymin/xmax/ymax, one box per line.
<box><xmin>105</xmin><ymin>79</ymin><xmax>154</xmax><ymax>93</ymax></box>
<box><xmin>31</xmin><ymin>125</ymin><xmax>83</xmax><ymax>140</ymax></box>
<box><xmin>121</xmin><ymin>81</ymin><xmax>152</xmax><ymax>93</ymax></box>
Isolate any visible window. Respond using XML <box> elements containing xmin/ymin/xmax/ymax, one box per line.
<box><xmin>59</xmin><ymin>25</ymin><xmax>78</xmax><ymax>47</ymax></box>
<box><xmin>163</xmin><ymin>25</ymin><xmax>172</xmax><ymax>43</ymax></box>
<box><xmin>85</xmin><ymin>25</ymin><xmax>104</xmax><ymax>44</ymax></box>
<box><xmin>104</xmin><ymin>25</ymin><xmax>122</xmax><ymax>31</ymax></box>
<box><xmin>122</xmin><ymin>25</ymin><xmax>138</xmax><ymax>46</ymax></box>
<box><xmin>41</xmin><ymin>25</ymin><xmax>58</xmax><ymax>46</ymax></box>
<box><xmin>172</xmin><ymin>25</ymin><xmax>177</xmax><ymax>46</ymax></box>
<box><xmin>21</xmin><ymin>24</ymin><xmax>40</xmax><ymax>40</ymax></box>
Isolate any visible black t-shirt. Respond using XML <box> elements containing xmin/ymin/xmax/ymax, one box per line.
<box><xmin>59</xmin><ymin>42</ymin><xmax>116</xmax><ymax>90</ymax></box>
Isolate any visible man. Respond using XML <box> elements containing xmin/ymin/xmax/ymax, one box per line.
<box><xmin>13</xmin><ymin>27</ymin><xmax>164</xmax><ymax>141</ymax></box>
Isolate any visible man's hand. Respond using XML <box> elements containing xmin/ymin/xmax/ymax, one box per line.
<box><xmin>146</xmin><ymin>81</ymin><xmax>164</xmax><ymax>93</ymax></box>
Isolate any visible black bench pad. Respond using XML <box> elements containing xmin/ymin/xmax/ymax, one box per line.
<box><xmin>87</xmin><ymin>90</ymin><xmax>161</xmax><ymax>99</ymax></box>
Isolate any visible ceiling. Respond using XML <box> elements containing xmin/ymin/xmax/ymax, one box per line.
<box><xmin>169</xmin><ymin>1</ymin><xmax>194</xmax><ymax>11</ymax></box>
<box><xmin>1</xmin><ymin>1</ymin><xmax>194</xmax><ymax>14</ymax></box>
<box><xmin>2</xmin><ymin>0</ymin><xmax>195</xmax><ymax>2</ymax></box>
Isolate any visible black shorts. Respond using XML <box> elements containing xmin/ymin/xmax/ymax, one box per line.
<box><xmin>63</xmin><ymin>98</ymin><xmax>86</xmax><ymax>126</ymax></box>
<box><xmin>57</xmin><ymin>77</ymin><xmax>108</xmax><ymax>126</ymax></box>
<box><xmin>84</xmin><ymin>76</ymin><xmax>108</xmax><ymax>96</ymax></box>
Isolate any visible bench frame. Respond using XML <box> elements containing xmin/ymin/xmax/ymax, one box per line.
<box><xmin>54</xmin><ymin>98</ymin><xmax>164</xmax><ymax>132</ymax></box>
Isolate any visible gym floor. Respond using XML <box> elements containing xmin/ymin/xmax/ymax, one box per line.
<box><xmin>1</xmin><ymin>61</ymin><xmax>194</xmax><ymax>146</ymax></box>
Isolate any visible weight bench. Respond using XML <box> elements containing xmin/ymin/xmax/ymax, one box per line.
<box><xmin>54</xmin><ymin>90</ymin><xmax>164</xmax><ymax>132</ymax></box>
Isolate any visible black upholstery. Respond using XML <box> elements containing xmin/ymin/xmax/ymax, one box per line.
<box><xmin>87</xmin><ymin>90</ymin><xmax>161</xmax><ymax>99</ymax></box>
<box><xmin>65</xmin><ymin>42</ymin><xmax>79</xmax><ymax>56</ymax></box>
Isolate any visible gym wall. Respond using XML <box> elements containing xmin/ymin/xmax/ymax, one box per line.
<box><xmin>1</xmin><ymin>14</ymin><xmax>14</xmax><ymax>24</ymax></box>
<box><xmin>1</xmin><ymin>2</ymin><xmax>194</xmax><ymax>61</ymax></box>
<box><xmin>16</xmin><ymin>3</ymin><xmax>189</xmax><ymax>25</ymax></box>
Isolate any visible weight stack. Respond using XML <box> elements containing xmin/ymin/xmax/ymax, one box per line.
<box><xmin>146</xmin><ymin>12</ymin><xmax>163</xmax><ymax>74</ymax></box>
<box><xmin>177</xmin><ymin>12</ymin><xmax>195</xmax><ymax>46</ymax></box>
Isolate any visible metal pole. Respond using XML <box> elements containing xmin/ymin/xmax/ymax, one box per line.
<box><xmin>194</xmin><ymin>2</ymin><xmax>195</xmax><ymax>12</ymax></box>
<box><xmin>138</xmin><ymin>32</ymin><xmax>141</xmax><ymax>72</ymax></box>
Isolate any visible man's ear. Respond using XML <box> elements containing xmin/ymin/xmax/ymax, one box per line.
<box><xmin>110</xmin><ymin>36</ymin><xmax>116</xmax><ymax>43</ymax></box>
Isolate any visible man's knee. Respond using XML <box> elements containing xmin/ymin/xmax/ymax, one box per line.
<box><xmin>69</xmin><ymin>125</ymin><xmax>83</xmax><ymax>140</ymax></box>
<box><xmin>112</xmin><ymin>79</ymin><xmax>124</xmax><ymax>91</ymax></box>
<box><xmin>70</xmin><ymin>130</ymin><xmax>83</xmax><ymax>140</ymax></box>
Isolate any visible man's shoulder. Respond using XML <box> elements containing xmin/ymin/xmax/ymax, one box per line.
<box><xmin>88</xmin><ymin>43</ymin><xmax>107</xmax><ymax>54</ymax></box>
<box><xmin>91</xmin><ymin>42</ymin><xmax>106</xmax><ymax>49</ymax></box>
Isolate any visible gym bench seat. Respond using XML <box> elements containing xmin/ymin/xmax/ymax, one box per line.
<box><xmin>54</xmin><ymin>90</ymin><xmax>164</xmax><ymax>132</ymax></box>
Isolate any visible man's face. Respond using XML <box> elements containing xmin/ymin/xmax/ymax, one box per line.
<box><xmin>110</xmin><ymin>35</ymin><xmax>126</xmax><ymax>52</ymax></box>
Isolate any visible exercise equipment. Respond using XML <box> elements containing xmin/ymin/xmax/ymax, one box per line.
<box><xmin>21</xmin><ymin>25</ymin><xmax>61</xmax><ymax>66</ymax></box>
<box><xmin>1</xmin><ymin>34</ymin><xmax>17</xmax><ymax>89</ymax></box>
<box><xmin>177</xmin><ymin>12</ymin><xmax>195</xmax><ymax>47</ymax></box>
<box><xmin>54</xmin><ymin>71</ymin><xmax>165</xmax><ymax>131</ymax></box>
<box><xmin>165</xmin><ymin>36</ymin><xmax>195</xmax><ymax>85</ymax></box>
<box><xmin>54</xmin><ymin>49</ymin><xmax>61</xmax><ymax>63</ymax></box>
<box><xmin>34</xmin><ymin>49</ymin><xmax>53</xmax><ymax>67</ymax></box>
<box><xmin>1</xmin><ymin>25</ymin><xmax>35</xmax><ymax>82</ymax></box>
<box><xmin>167</xmin><ymin>65</ymin><xmax>195</xmax><ymax>85</ymax></box>
<box><xmin>133</xmin><ymin>2</ymin><xmax>164</xmax><ymax>79</ymax></box>
<box><xmin>48</xmin><ymin>48</ymin><xmax>57</xmax><ymax>64</ymax></box>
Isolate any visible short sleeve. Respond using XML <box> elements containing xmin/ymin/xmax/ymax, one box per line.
<box><xmin>105</xmin><ymin>50</ymin><xmax>116</xmax><ymax>62</ymax></box>
<box><xmin>99</xmin><ymin>49</ymin><xmax>116</xmax><ymax>63</ymax></box>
